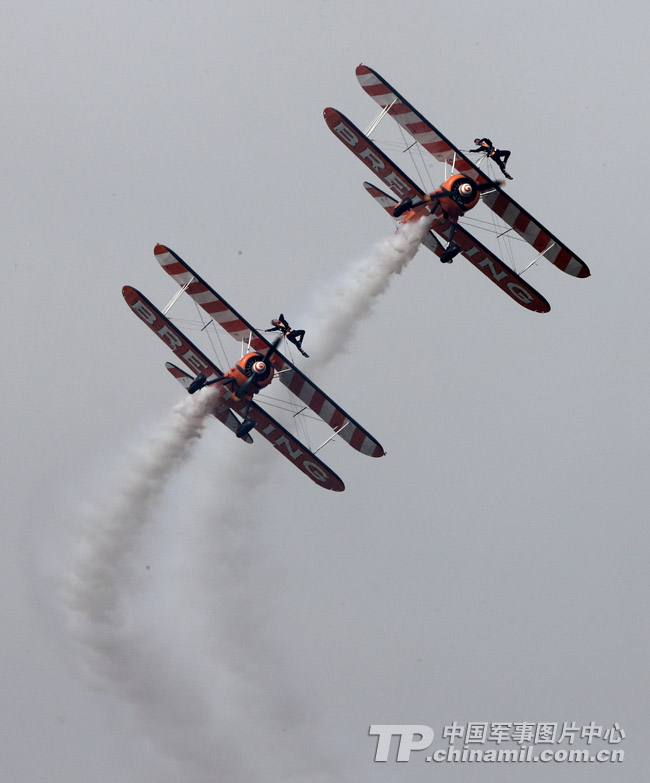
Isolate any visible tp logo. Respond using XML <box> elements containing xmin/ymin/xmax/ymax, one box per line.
<box><xmin>369</xmin><ymin>725</ymin><xmax>435</xmax><ymax>762</ymax></box>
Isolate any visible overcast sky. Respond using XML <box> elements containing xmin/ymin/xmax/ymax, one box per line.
<box><xmin>2</xmin><ymin>1</ymin><xmax>649</xmax><ymax>781</ymax></box>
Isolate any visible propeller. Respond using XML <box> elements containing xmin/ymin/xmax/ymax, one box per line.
<box><xmin>393</xmin><ymin>177</ymin><xmax>502</xmax><ymax>218</ymax></box>
<box><xmin>235</xmin><ymin>336</ymin><xmax>282</xmax><ymax>399</ymax></box>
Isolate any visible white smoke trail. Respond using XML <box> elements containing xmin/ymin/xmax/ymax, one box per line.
<box><xmin>60</xmin><ymin>218</ymin><xmax>432</xmax><ymax>781</ymax></box>
<box><xmin>303</xmin><ymin>216</ymin><xmax>433</xmax><ymax>366</ymax></box>
<box><xmin>61</xmin><ymin>386</ymin><xmax>335</xmax><ymax>782</ymax></box>
<box><xmin>170</xmin><ymin>219</ymin><xmax>436</xmax><ymax>781</ymax></box>
<box><xmin>61</xmin><ymin>389</ymin><xmax>234</xmax><ymax>780</ymax></box>
<box><xmin>178</xmin><ymin>440</ymin><xmax>344</xmax><ymax>783</ymax></box>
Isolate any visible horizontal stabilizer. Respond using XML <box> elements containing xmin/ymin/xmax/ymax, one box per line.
<box><xmin>165</xmin><ymin>361</ymin><xmax>193</xmax><ymax>390</ymax></box>
<box><xmin>362</xmin><ymin>181</ymin><xmax>445</xmax><ymax>256</ymax></box>
<box><xmin>164</xmin><ymin>362</ymin><xmax>253</xmax><ymax>443</ymax></box>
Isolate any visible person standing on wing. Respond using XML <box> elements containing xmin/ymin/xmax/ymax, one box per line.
<box><xmin>265</xmin><ymin>314</ymin><xmax>309</xmax><ymax>357</ymax></box>
<box><xmin>471</xmin><ymin>137</ymin><xmax>513</xmax><ymax>179</ymax></box>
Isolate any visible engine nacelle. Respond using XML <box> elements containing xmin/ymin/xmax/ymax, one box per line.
<box><xmin>226</xmin><ymin>350</ymin><xmax>276</xmax><ymax>399</ymax></box>
<box><xmin>434</xmin><ymin>174</ymin><xmax>481</xmax><ymax>218</ymax></box>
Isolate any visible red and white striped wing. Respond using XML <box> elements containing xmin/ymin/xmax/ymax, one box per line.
<box><xmin>324</xmin><ymin>108</ymin><xmax>425</xmax><ymax>202</ymax></box>
<box><xmin>480</xmin><ymin>190</ymin><xmax>590</xmax><ymax>278</ymax></box>
<box><xmin>356</xmin><ymin>64</ymin><xmax>590</xmax><ymax>278</ymax></box>
<box><xmin>437</xmin><ymin>221</ymin><xmax>551</xmax><ymax>313</ymax></box>
<box><xmin>154</xmin><ymin>244</ymin><xmax>266</xmax><ymax>346</ymax></box>
<box><xmin>247</xmin><ymin>401</ymin><xmax>345</xmax><ymax>492</ymax></box>
<box><xmin>154</xmin><ymin>244</ymin><xmax>385</xmax><ymax>458</ymax></box>
<box><xmin>361</xmin><ymin>184</ymin><xmax>549</xmax><ymax>312</ymax></box>
<box><xmin>356</xmin><ymin>63</ymin><xmax>485</xmax><ymax>181</ymax></box>
<box><xmin>123</xmin><ymin>285</ymin><xmax>223</xmax><ymax>380</ymax></box>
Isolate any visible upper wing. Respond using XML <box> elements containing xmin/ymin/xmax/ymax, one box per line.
<box><xmin>479</xmin><ymin>189</ymin><xmax>590</xmax><ymax>278</ymax></box>
<box><xmin>154</xmin><ymin>244</ymin><xmax>386</xmax><ymax>458</ymax></box>
<box><xmin>355</xmin><ymin>63</ymin><xmax>488</xmax><ymax>182</ymax></box>
<box><xmin>356</xmin><ymin>63</ymin><xmax>590</xmax><ymax>279</ymax></box>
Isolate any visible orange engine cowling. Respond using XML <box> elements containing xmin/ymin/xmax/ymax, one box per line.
<box><xmin>433</xmin><ymin>174</ymin><xmax>481</xmax><ymax>220</ymax></box>
<box><xmin>226</xmin><ymin>350</ymin><xmax>276</xmax><ymax>400</ymax></box>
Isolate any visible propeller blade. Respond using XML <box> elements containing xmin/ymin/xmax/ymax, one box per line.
<box><xmin>263</xmin><ymin>335</ymin><xmax>282</xmax><ymax>363</ymax></box>
<box><xmin>235</xmin><ymin>340</ymin><xmax>280</xmax><ymax>398</ymax></box>
<box><xmin>476</xmin><ymin>178</ymin><xmax>504</xmax><ymax>191</ymax></box>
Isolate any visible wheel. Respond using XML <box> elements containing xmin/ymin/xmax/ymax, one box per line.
<box><xmin>236</xmin><ymin>419</ymin><xmax>256</xmax><ymax>439</ymax></box>
<box><xmin>440</xmin><ymin>243</ymin><xmax>461</xmax><ymax>264</ymax></box>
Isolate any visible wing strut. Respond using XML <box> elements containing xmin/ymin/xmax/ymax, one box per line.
<box><xmin>163</xmin><ymin>277</ymin><xmax>194</xmax><ymax>315</ymax></box>
<box><xmin>313</xmin><ymin>422</ymin><xmax>351</xmax><ymax>456</ymax></box>
<box><xmin>364</xmin><ymin>98</ymin><xmax>397</xmax><ymax>136</ymax></box>
<box><xmin>520</xmin><ymin>242</ymin><xmax>556</xmax><ymax>275</ymax></box>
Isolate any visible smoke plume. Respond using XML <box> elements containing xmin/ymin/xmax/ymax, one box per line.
<box><xmin>60</xmin><ymin>218</ymin><xmax>432</xmax><ymax>780</ymax></box>
<box><xmin>304</xmin><ymin>216</ymin><xmax>433</xmax><ymax>365</ymax></box>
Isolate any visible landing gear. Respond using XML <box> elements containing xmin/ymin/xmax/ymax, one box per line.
<box><xmin>440</xmin><ymin>242</ymin><xmax>461</xmax><ymax>264</ymax></box>
<box><xmin>236</xmin><ymin>418</ymin><xmax>256</xmax><ymax>439</ymax></box>
<box><xmin>235</xmin><ymin>398</ymin><xmax>257</xmax><ymax>439</ymax></box>
<box><xmin>440</xmin><ymin>222</ymin><xmax>461</xmax><ymax>264</ymax></box>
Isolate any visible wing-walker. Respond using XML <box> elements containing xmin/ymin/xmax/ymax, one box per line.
<box><xmin>324</xmin><ymin>64</ymin><xmax>591</xmax><ymax>313</ymax></box>
<box><xmin>122</xmin><ymin>244</ymin><xmax>386</xmax><ymax>492</ymax></box>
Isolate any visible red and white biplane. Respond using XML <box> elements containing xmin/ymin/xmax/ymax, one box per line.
<box><xmin>324</xmin><ymin>64</ymin><xmax>590</xmax><ymax>313</ymax></box>
<box><xmin>123</xmin><ymin>244</ymin><xmax>385</xmax><ymax>492</ymax></box>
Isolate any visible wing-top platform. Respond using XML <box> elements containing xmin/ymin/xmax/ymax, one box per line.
<box><xmin>154</xmin><ymin>244</ymin><xmax>385</xmax><ymax>458</ymax></box>
<box><xmin>355</xmin><ymin>63</ymin><xmax>590</xmax><ymax>279</ymax></box>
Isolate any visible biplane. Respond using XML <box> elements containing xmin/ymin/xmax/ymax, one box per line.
<box><xmin>324</xmin><ymin>64</ymin><xmax>590</xmax><ymax>313</ymax></box>
<box><xmin>122</xmin><ymin>244</ymin><xmax>385</xmax><ymax>492</ymax></box>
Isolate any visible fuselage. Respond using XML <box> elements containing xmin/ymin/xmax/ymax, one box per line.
<box><xmin>401</xmin><ymin>173</ymin><xmax>481</xmax><ymax>226</ymax></box>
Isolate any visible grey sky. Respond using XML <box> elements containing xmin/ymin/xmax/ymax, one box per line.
<box><xmin>2</xmin><ymin>1</ymin><xmax>649</xmax><ymax>781</ymax></box>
